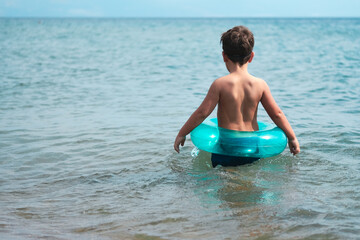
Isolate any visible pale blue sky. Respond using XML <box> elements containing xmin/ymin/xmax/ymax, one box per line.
<box><xmin>1</xmin><ymin>0</ymin><xmax>360</xmax><ymax>18</ymax></box>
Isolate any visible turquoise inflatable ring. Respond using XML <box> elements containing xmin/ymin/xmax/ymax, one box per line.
<box><xmin>190</xmin><ymin>118</ymin><xmax>287</xmax><ymax>158</ymax></box>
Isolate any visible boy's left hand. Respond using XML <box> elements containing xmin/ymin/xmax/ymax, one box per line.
<box><xmin>174</xmin><ymin>136</ymin><xmax>186</xmax><ymax>153</ymax></box>
<box><xmin>288</xmin><ymin>138</ymin><xmax>300</xmax><ymax>155</ymax></box>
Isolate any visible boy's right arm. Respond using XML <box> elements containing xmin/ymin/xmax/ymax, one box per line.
<box><xmin>260</xmin><ymin>81</ymin><xmax>300</xmax><ymax>155</ymax></box>
<box><xmin>174</xmin><ymin>80</ymin><xmax>220</xmax><ymax>153</ymax></box>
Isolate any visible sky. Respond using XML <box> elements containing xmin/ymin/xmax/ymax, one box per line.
<box><xmin>1</xmin><ymin>0</ymin><xmax>360</xmax><ymax>18</ymax></box>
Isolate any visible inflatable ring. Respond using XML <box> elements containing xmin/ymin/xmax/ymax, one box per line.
<box><xmin>190</xmin><ymin>118</ymin><xmax>287</xmax><ymax>158</ymax></box>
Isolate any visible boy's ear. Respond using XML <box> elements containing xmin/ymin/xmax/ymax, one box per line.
<box><xmin>222</xmin><ymin>51</ymin><xmax>229</xmax><ymax>62</ymax></box>
<box><xmin>248</xmin><ymin>52</ymin><xmax>255</xmax><ymax>63</ymax></box>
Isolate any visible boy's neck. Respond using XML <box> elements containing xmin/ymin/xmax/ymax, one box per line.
<box><xmin>226</xmin><ymin>61</ymin><xmax>249</xmax><ymax>74</ymax></box>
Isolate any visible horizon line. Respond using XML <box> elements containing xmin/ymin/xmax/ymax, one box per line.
<box><xmin>1</xmin><ymin>16</ymin><xmax>360</xmax><ymax>19</ymax></box>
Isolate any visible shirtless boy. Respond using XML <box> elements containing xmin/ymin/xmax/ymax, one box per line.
<box><xmin>174</xmin><ymin>26</ymin><xmax>300</xmax><ymax>167</ymax></box>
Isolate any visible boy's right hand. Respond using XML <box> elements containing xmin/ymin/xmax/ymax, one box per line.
<box><xmin>174</xmin><ymin>135</ymin><xmax>186</xmax><ymax>153</ymax></box>
<box><xmin>288</xmin><ymin>138</ymin><xmax>300</xmax><ymax>155</ymax></box>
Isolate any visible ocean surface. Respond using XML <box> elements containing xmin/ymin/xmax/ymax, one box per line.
<box><xmin>1</xmin><ymin>18</ymin><xmax>360</xmax><ymax>239</ymax></box>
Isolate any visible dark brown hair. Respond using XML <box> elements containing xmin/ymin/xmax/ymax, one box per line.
<box><xmin>220</xmin><ymin>26</ymin><xmax>254</xmax><ymax>66</ymax></box>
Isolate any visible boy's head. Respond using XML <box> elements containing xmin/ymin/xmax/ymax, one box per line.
<box><xmin>221</xmin><ymin>26</ymin><xmax>254</xmax><ymax>66</ymax></box>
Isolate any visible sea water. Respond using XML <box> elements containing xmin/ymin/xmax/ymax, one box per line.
<box><xmin>1</xmin><ymin>18</ymin><xmax>360</xmax><ymax>239</ymax></box>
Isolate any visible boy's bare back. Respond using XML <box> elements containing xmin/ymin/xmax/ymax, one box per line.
<box><xmin>215</xmin><ymin>72</ymin><xmax>264</xmax><ymax>131</ymax></box>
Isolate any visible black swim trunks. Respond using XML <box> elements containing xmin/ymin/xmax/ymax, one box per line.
<box><xmin>211</xmin><ymin>136</ymin><xmax>260</xmax><ymax>167</ymax></box>
<box><xmin>211</xmin><ymin>153</ymin><xmax>259</xmax><ymax>167</ymax></box>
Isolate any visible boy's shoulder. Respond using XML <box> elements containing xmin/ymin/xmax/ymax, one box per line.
<box><xmin>213</xmin><ymin>73</ymin><xmax>267</xmax><ymax>86</ymax></box>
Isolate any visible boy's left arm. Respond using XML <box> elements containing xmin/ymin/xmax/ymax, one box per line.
<box><xmin>174</xmin><ymin>81</ymin><xmax>220</xmax><ymax>153</ymax></box>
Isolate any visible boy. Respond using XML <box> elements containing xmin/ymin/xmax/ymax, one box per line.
<box><xmin>174</xmin><ymin>26</ymin><xmax>300</xmax><ymax>167</ymax></box>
